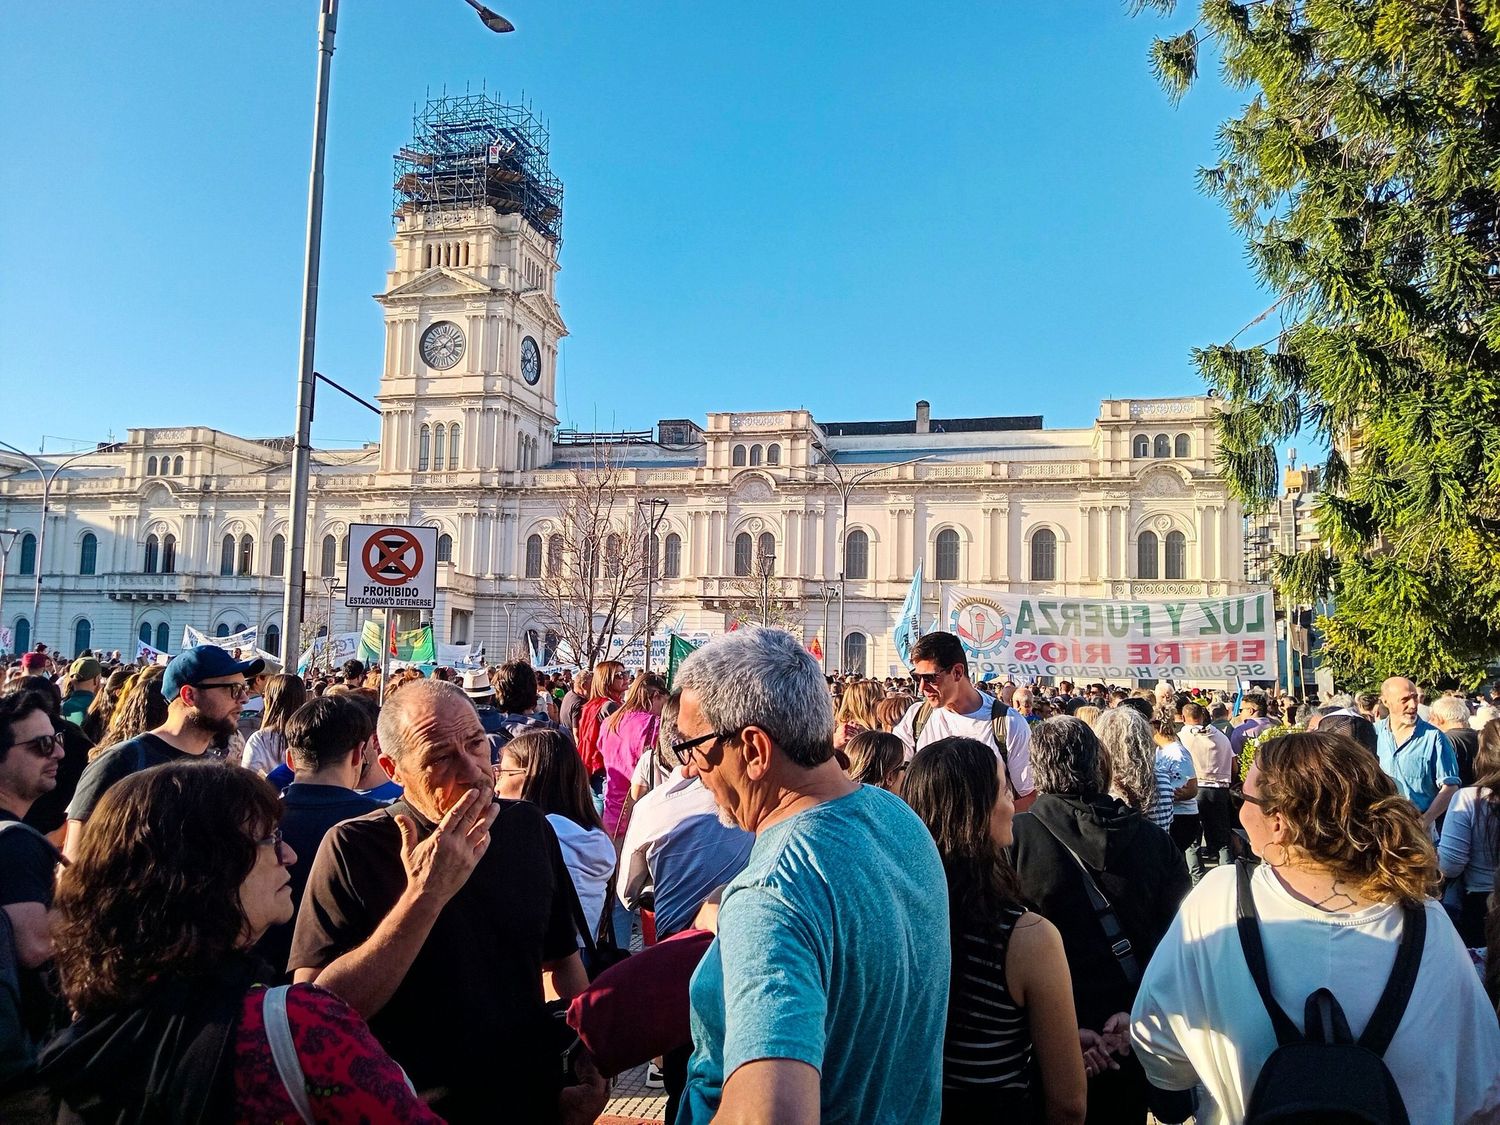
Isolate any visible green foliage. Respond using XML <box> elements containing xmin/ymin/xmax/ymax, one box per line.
<box><xmin>1140</xmin><ymin>0</ymin><xmax>1500</xmax><ymax>687</ymax></box>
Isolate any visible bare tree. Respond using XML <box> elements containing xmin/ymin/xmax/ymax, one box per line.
<box><xmin>713</xmin><ymin>557</ymin><xmax>803</xmax><ymax>634</ymax></box>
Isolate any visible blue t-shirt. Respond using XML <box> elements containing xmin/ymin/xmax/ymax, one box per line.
<box><xmin>1376</xmin><ymin>717</ymin><xmax>1460</xmax><ymax>812</ymax></box>
<box><xmin>679</xmin><ymin>785</ymin><xmax>949</xmax><ymax>1124</ymax></box>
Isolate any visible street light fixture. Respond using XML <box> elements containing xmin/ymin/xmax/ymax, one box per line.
<box><xmin>321</xmin><ymin>575</ymin><xmax>342</xmax><ymax>673</ymax></box>
<box><xmin>280</xmin><ymin>0</ymin><xmax>514</xmax><ymax>666</ymax></box>
<box><xmin>819</xmin><ymin>586</ymin><xmax>839</xmax><ymax>675</ymax></box>
<box><xmin>638</xmin><ymin>497</ymin><xmax>669</xmax><ymax>672</ymax></box>
<box><xmin>760</xmin><ymin>549</ymin><xmax>777</xmax><ymax>627</ymax></box>
<box><xmin>0</xmin><ymin>529</ymin><xmax>19</xmax><ymax>656</ymax></box>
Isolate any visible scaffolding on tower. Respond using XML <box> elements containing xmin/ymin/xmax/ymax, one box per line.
<box><xmin>393</xmin><ymin>92</ymin><xmax>563</xmax><ymax>244</ymax></box>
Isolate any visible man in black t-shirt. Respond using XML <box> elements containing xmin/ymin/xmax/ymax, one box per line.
<box><xmin>63</xmin><ymin>645</ymin><xmax>262</xmax><ymax>860</ymax></box>
<box><xmin>289</xmin><ymin>679</ymin><xmax>605</xmax><ymax>1124</ymax></box>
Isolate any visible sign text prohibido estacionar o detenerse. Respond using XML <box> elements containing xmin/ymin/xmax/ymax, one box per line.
<box><xmin>344</xmin><ymin>524</ymin><xmax>438</xmax><ymax>611</ymax></box>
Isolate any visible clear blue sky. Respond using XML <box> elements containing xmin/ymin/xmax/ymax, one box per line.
<box><xmin>1</xmin><ymin>1</ymin><xmax>1264</xmax><ymax>452</ymax></box>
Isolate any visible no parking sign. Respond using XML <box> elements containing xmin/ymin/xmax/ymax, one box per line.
<box><xmin>344</xmin><ymin>523</ymin><xmax>437</xmax><ymax>610</ymax></box>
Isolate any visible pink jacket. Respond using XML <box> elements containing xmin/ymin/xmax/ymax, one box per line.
<box><xmin>599</xmin><ymin>709</ymin><xmax>659</xmax><ymax>836</ymax></box>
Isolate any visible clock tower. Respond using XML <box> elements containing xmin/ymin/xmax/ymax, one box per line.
<box><xmin>375</xmin><ymin>94</ymin><xmax>567</xmax><ymax>478</ymax></box>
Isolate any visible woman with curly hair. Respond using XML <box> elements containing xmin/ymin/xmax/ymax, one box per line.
<box><xmin>37</xmin><ymin>762</ymin><xmax>439</xmax><ymax>1123</ymax></box>
<box><xmin>79</xmin><ymin>666</ymin><xmax>132</xmax><ymax>746</ymax></box>
<box><xmin>1131</xmin><ymin>730</ymin><xmax>1500</xmax><ymax>1123</ymax></box>
<box><xmin>94</xmin><ymin>665</ymin><xmax>168</xmax><ymax>760</ymax></box>
<box><xmin>1094</xmin><ymin>706</ymin><xmax>1175</xmax><ymax>831</ymax></box>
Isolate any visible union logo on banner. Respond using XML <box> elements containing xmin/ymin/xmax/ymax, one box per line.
<box><xmin>948</xmin><ymin>595</ymin><xmax>1015</xmax><ymax>661</ymax></box>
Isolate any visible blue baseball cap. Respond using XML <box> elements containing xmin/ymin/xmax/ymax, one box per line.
<box><xmin>163</xmin><ymin>645</ymin><xmax>266</xmax><ymax>701</ymax></box>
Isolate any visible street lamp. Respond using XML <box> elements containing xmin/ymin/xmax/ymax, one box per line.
<box><xmin>0</xmin><ymin>529</ymin><xmax>19</xmax><ymax>656</ymax></box>
<box><xmin>280</xmin><ymin>0</ymin><xmax>514</xmax><ymax>667</ymax></box>
<box><xmin>0</xmin><ymin>440</ymin><xmax>122</xmax><ymax>654</ymax></box>
<box><xmin>760</xmin><ymin>549</ymin><xmax>777</xmax><ymax>627</ymax></box>
<box><xmin>321</xmin><ymin>576</ymin><xmax>342</xmax><ymax>673</ymax></box>
<box><xmin>638</xmin><ymin>497</ymin><xmax>669</xmax><ymax>672</ymax></box>
<box><xmin>502</xmin><ymin>597</ymin><xmax>517</xmax><ymax>660</ymax></box>
<box><xmin>819</xmin><ymin>586</ymin><xmax>839</xmax><ymax>675</ymax></box>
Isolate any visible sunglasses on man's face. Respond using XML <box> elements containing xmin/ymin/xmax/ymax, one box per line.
<box><xmin>912</xmin><ymin>670</ymin><xmax>952</xmax><ymax>687</ymax></box>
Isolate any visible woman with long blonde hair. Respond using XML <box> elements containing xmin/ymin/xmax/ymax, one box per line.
<box><xmin>834</xmin><ymin>679</ymin><xmax>884</xmax><ymax>750</ymax></box>
<box><xmin>95</xmin><ymin>665</ymin><xmax>168</xmax><ymax>760</ymax></box>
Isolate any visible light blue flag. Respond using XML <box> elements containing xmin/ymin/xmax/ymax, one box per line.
<box><xmin>892</xmin><ymin>565</ymin><xmax>925</xmax><ymax>670</ymax></box>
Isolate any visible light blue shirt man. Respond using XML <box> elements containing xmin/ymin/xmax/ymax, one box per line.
<box><xmin>1376</xmin><ymin>716</ymin><xmax>1459</xmax><ymax>814</ymax></box>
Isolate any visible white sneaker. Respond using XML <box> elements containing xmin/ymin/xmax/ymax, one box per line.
<box><xmin>645</xmin><ymin>1063</ymin><xmax>665</xmax><ymax>1089</ymax></box>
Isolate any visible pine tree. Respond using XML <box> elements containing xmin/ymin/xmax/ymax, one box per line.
<box><xmin>1137</xmin><ymin>0</ymin><xmax>1500</xmax><ymax>687</ymax></box>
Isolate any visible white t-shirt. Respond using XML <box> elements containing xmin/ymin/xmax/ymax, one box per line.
<box><xmin>240</xmin><ymin>729</ymin><xmax>287</xmax><ymax>777</ymax></box>
<box><xmin>546</xmin><ymin>813</ymin><xmax>617</xmax><ymax>945</ymax></box>
<box><xmin>1131</xmin><ymin>863</ymin><xmax>1500</xmax><ymax>1125</ymax></box>
<box><xmin>1155</xmin><ymin>740</ymin><xmax>1198</xmax><ymax>815</ymax></box>
<box><xmin>893</xmin><ymin>693</ymin><xmax>1034</xmax><ymax>797</ymax></box>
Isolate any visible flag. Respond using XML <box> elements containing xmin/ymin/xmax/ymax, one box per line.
<box><xmin>666</xmin><ymin>634</ymin><xmax>702</xmax><ymax>690</ymax></box>
<box><xmin>892</xmin><ymin>565</ymin><xmax>924</xmax><ymax>670</ymax></box>
<box><xmin>389</xmin><ymin>616</ymin><xmax>398</xmax><ymax>657</ymax></box>
<box><xmin>808</xmin><ymin>636</ymin><xmax>823</xmax><ymax>660</ymax></box>
<box><xmin>528</xmin><ymin>632</ymin><xmax>543</xmax><ymax>670</ymax></box>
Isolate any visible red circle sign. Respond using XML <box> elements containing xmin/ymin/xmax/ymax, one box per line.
<box><xmin>362</xmin><ymin>528</ymin><xmax>424</xmax><ymax>586</ymax></box>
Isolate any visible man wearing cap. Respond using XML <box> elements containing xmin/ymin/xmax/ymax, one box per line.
<box><xmin>59</xmin><ymin>658</ymin><xmax>101</xmax><ymax>727</ymax></box>
<box><xmin>62</xmin><ymin>645</ymin><xmax>263</xmax><ymax>861</ymax></box>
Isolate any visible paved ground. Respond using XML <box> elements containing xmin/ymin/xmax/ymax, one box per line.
<box><xmin>602</xmin><ymin>1061</ymin><xmax>667</xmax><ymax>1122</ymax></box>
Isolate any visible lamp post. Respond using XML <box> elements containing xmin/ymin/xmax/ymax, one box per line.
<box><xmin>637</xmin><ymin>497</ymin><xmax>669</xmax><ymax>672</ymax></box>
<box><xmin>819</xmin><ymin>585</ymin><xmax>839</xmax><ymax>675</ymax></box>
<box><xmin>279</xmin><ymin>0</ymin><xmax>514</xmax><ymax>667</ymax></box>
<box><xmin>0</xmin><ymin>441</ymin><xmax>122</xmax><ymax>654</ymax></box>
<box><xmin>0</xmin><ymin>529</ymin><xmax>19</xmax><ymax>656</ymax></box>
<box><xmin>760</xmin><ymin>549</ymin><xmax>777</xmax><ymax>627</ymax></box>
<box><xmin>321</xmin><ymin>576</ymin><xmax>342</xmax><ymax>673</ymax></box>
<box><xmin>502</xmin><ymin>597</ymin><xmax>516</xmax><ymax>660</ymax></box>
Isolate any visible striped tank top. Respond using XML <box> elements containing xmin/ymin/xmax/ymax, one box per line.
<box><xmin>941</xmin><ymin>905</ymin><xmax>1034</xmax><ymax>1122</ymax></box>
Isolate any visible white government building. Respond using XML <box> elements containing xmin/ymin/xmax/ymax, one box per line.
<box><xmin>0</xmin><ymin>95</ymin><xmax>1247</xmax><ymax>677</ymax></box>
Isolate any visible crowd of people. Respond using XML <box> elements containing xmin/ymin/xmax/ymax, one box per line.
<box><xmin>1</xmin><ymin>632</ymin><xmax>1499</xmax><ymax>1123</ymax></box>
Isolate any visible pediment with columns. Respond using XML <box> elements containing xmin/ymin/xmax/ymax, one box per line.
<box><xmin>377</xmin><ymin>267</ymin><xmax>501</xmax><ymax>304</ymax></box>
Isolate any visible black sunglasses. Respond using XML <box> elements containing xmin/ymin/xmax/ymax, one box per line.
<box><xmin>670</xmin><ymin>727</ymin><xmax>743</xmax><ymax>768</ymax></box>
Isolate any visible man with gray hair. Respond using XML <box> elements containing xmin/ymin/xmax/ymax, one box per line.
<box><xmin>674</xmin><ymin>628</ymin><xmax>950</xmax><ymax>1124</ymax></box>
<box><xmin>1429</xmin><ymin>693</ymin><xmax>1478</xmax><ymax>789</ymax></box>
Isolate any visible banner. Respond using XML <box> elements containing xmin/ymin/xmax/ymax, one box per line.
<box><xmin>136</xmin><ymin>640</ymin><xmax>171</xmax><ymax>666</ymax></box>
<box><xmin>892</xmin><ymin>565</ymin><xmax>924</xmax><ymax>670</ymax></box>
<box><xmin>297</xmin><ymin>631</ymin><xmax>362</xmax><ymax>675</ymax></box>
<box><xmin>940</xmin><ymin>587</ymin><xmax>1278</xmax><ymax>683</ymax></box>
<box><xmin>436</xmin><ymin>643</ymin><xmax>485</xmax><ymax>669</ymax></box>
<box><xmin>0</xmin><ymin>627</ymin><xmax>10</xmax><ymax>655</ymax></box>
<box><xmin>184</xmin><ymin>624</ymin><xmax>257</xmax><ymax>653</ymax></box>
<box><xmin>359</xmin><ymin>620</ymin><xmax>435</xmax><ymax>666</ymax></box>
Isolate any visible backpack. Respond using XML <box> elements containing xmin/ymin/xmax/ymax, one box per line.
<box><xmin>1235</xmin><ymin>860</ymin><xmax>1423</xmax><ymax>1125</ymax></box>
<box><xmin>912</xmin><ymin>698</ymin><xmax>1009</xmax><ymax>768</ymax></box>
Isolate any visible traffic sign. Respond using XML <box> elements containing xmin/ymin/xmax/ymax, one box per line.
<box><xmin>345</xmin><ymin>523</ymin><xmax>437</xmax><ymax>610</ymax></box>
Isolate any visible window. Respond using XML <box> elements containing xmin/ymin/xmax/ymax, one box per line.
<box><xmin>162</xmin><ymin>534</ymin><xmax>177</xmax><ymax>574</ymax></box>
<box><xmin>1133</xmin><ymin>435</ymin><xmax>1150</xmax><ymax>458</ymax></box>
<box><xmin>734</xmin><ymin>532</ymin><xmax>753</xmax><ymax>576</ymax></box>
<box><xmin>233</xmin><ymin>622</ymin><xmax>248</xmax><ymax>636</ymax></box>
<box><xmin>155</xmin><ymin>622</ymin><xmax>170</xmax><ymax>651</ymax></box>
<box><xmin>604</xmin><ymin>534</ymin><xmax>622</xmax><ymax>578</ymax></box>
<box><xmin>935</xmin><ymin>529</ymin><xmax>960</xmax><ymax>582</ymax></box>
<box><xmin>147</xmin><ymin>456</ymin><xmax>158</xmax><ymax>475</ymax></box>
<box><xmin>451</xmin><ymin>609</ymin><xmax>472</xmax><ymax>644</ymax></box>
<box><xmin>138</xmin><ymin>622</ymin><xmax>152</xmax><ymax>647</ymax></box>
<box><xmin>525</xmin><ymin>534</ymin><xmax>543</xmax><ymax>578</ymax></box>
<box><xmin>418</xmin><ymin>424</ymin><xmax>431</xmax><ymax>471</ymax></box>
<box><xmin>73</xmin><ymin>618</ymin><xmax>91</xmax><ymax>657</ymax></box>
<box><xmin>449</xmin><ymin>424</ymin><xmax>460</xmax><ymax>470</ymax></box>
<box><xmin>845</xmin><ymin>529</ymin><xmax>869</xmax><ymax>580</ymax></box>
<box><xmin>13</xmin><ymin>617</ymin><xmax>29</xmax><ymax>655</ymax></box>
<box><xmin>340</xmin><ymin>534</ymin><xmax>349</xmax><ymax>564</ymax></box>
<box><xmin>1137</xmin><ymin>530</ymin><xmax>1159</xmax><ymax>579</ymax></box>
<box><xmin>270</xmin><ymin>535</ymin><xmax>285</xmax><ymax>577</ymax></box>
<box><xmin>843</xmin><ymin>633</ymin><xmax>868</xmax><ymax>677</ymax></box>
<box><xmin>437</xmin><ymin>533</ymin><xmax>454</xmax><ymax>563</ymax></box>
<box><xmin>216</xmin><ymin>623</ymin><xmax>231</xmax><ymax>638</ymax></box>
<box><xmin>220</xmin><ymin>535</ymin><xmax>235</xmax><ymax>576</ymax></box>
<box><xmin>265</xmin><ymin>624</ymin><xmax>281</xmax><ymax>659</ymax></box>
<box><xmin>237</xmin><ymin>535</ymin><xmax>253</xmax><ymax>576</ymax></box>
<box><xmin>1165</xmin><ymin>531</ymin><xmax>1187</xmax><ymax>580</ymax></box>
<box><xmin>434</xmin><ymin>424</ymin><xmax>447</xmax><ymax>473</ymax></box>
<box><xmin>18</xmin><ymin>533</ymin><xmax>35</xmax><ymax>576</ymax></box>
<box><xmin>174</xmin><ymin>456</ymin><xmax>184</xmax><ymax>475</ymax></box>
<box><xmin>757</xmin><ymin>532</ymin><xmax>776</xmax><ymax>573</ymax></box>
<box><xmin>732</xmin><ymin>445</ymin><xmax>747</xmax><ymax>467</ymax></box>
<box><xmin>664</xmin><ymin>533</ymin><xmax>682</xmax><ymax>578</ymax></box>
<box><xmin>547</xmin><ymin>534</ymin><xmax>563</xmax><ymax>576</ymax></box>
<box><xmin>79</xmin><ymin>533</ymin><xmax>97</xmax><ymax>575</ymax></box>
<box><xmin>1174</xmin><ymin>433</ymin><xmax>1190</xmax><ymax>458</ymax></box>
<box><xmin>1030</xmin><ymin>529</ymin><xmax>1057</xmax><ymax>582</ymax></box>
<box><xmin>320</xmin><ymin>535</ymin><xmax>337</xmax><ymax>577</ymax></box>
<box><xmin>1153</xmin><ymin>434</ymin><xmax>1170</xmax><ymax>458</ymax></box>
<box><xmin>144</xmin><ymin>534</ymin><xmax>159</xmax><ymax>574</ymax></box>
<box><xmin>749</xmin><ymin>445</ymin><xmax>763</xmax><ymax>467</ymax></box>
<box><xmin>767</xmin><ymin>443</ymin><xmax>781</xmax><ymax>466</ymax></box>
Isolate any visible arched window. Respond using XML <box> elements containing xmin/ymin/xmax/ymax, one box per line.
<box><xmin>13</xmin><ymin>617</ymin><xmax>30</xmax><ymax>655</ymax></box>
<box><xmin>233</xmin><ymin>622</ymin><xmax>248</xmax><ymax>635</ymax></box>
<box><xmin>437</xmin><ymin>533</ymin><xmax>454</xmax><ymax>563</ymax></box>
<box><xmin>733</xmin><ymin>532</ymin><xmax>753</xmax><ymax>577</ymax></box>
<box><xmin>155</xmin><ymin>622</ymin><xmax>170</xmax><ymax>651</ymax></box>
<box><xmin>843</xmin><ymin>633</ymin><xmax>868</xmax><ymax>677</ymax></box>
<box><xmin>138</xmin><ymin>622</ymin><xmax>152</xmax><ymax>647</ymax></box>
<box><xmin>1030</xmin><ymin>529</ymin><xmax>1057</xmax><ymax>582</ymax></box>
<box><xmin>525</xmin><ymin>534</ymin><xmax>543</xmax><ymax>578</ymax></box>
<box><xmin>1133</xmin><ymin>435</ymin><xmax>1150</xmax><ymax>458</ymax></box>
<box><xmin>162</xmin><ymin>534</ymin><xmax>177</xmax><ymax>574</ymax></box>
<box><xmin>767</xmin><ymin>443</ymin><xmax>781</xmax><ymax>466</ymax></box>
<box><xmin>844</xmin><ymin>529</ymin><xmax>869</xmax><ymax>580</ymax></box>
<box><xmin>935</xmin><ymin>528</ymin><xmax>960</xmax><ymax>582</ymax></box>
<box><xmin>1165</xmin><ymin>530</ymin><xmax>1187</xmax><ymax>579</ymax></box>
<box><xmin>174</xmin><ymin>456</ymin><xmax>184</xmax><ymax>475</ymax></box>
<box><xmin>664</xmin><ymin>533</ymin><xmax>682</xmax><ymax>578</ymax></box>
<box><xmin>147</xmin><ymin>456</ymin><xmax>158</xmax><ymax>475</ymax></box>
<box><xmin>418</xmin><ymin>424</ymin><xmax>431</xmax><ymax>471</ymax></box>
<box><xmin>1137</xmin><ymin>530</ymin><xmax>1159</xmax><ymax>579</ymax></box>
<box><xmin>237</xmin><ymin>534</ymin><xmax>253</xmax><ymax>576</ymax></box>
<box><xmin>143</xmin><ymin>534</ymin><xmax>159</xmax><ymax>574</ymax></box>
<box><xmin>434</xmin><ymin>424</ymin><xmax>447</xmax><ymax>472</ymax></box>
<box><xmin>1153</xmin><ymin>434</ymin><xmax>1170</xmax><ymax>458</ymax></box>
<box><xmin>547</xmin><ymin>534</ymin><xmax>563</xmax><ymax>576</ymax></box>
<box><xmin>604</xmin><ymin>534</ymin><xmax>622</xmax><ymax>578</ymax></box>
<box><xmin>79</xmin><ymin>533</ymin><xmax>97</xmax><ymax>575</ymax></box>
<box><xmin>320</xmin><ymin>535</ymin><xmax>336</xmax><ymax>577</ymax></box>
<box><xmin>220</xmin><ymin>534</ymin><xmax>235</xmax><ymax>576</ymax></box>
<box><xmin>448</xmin><ymin>424</ymin><xmax>460</xmax><ymax>470</ymax></box>
<box><xmin>732</xmin><ymin>445</ymin><xmax>747</xmax><ymax>467</ymax></box>
<box><xmin>73</xmin><ymin>618</ymin><xmax>91</xmax><ymax>657</ymax></box>
<box><xmin>216</xmin><ymin>623</ymin><xmax>231</xmax><ymax>638</ymax></box>
<box><xmin>757</xmin><ymin>532</ymin><xmax>776</xmax><ymax>573</ymax></box>
<box><xmin>270</xmin><ymin>534</ymin><xmax>285</xmax><ymax>577</ymax></box>
<box><xmin>265</xmin><ymin>624</ymin><xmax>281</xmax><ymax>659</ymax></box>
<box><xmin>18</xmin><ymin>533</ymin><xmax>35</xmax><ymax>576</ymax></box>
<box><xmin>749</xmin><ymin>445</ymin><xmax>763</xmax><ymax>467</ymax></box>
<box><xmin>1174</xmin><ymin>433</ymin><xmax>1190</xmax><ymax>458</ymax></box>
<box><xmin>340</xmin><ymin>533</ymin><xmax>349</xmax><ymax>564</ymax></box>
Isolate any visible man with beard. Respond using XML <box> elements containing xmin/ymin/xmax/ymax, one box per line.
<box><xmin>62</xmin><ymin>646</ymin><xmax>262</xmax><ymax>861</ymax></box>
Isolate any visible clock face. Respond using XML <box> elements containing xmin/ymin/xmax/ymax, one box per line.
<box><xmin>419</xmin><ymin>321</ymin><xmax>465</xmax><ymax>370</ymax></box>
<box><xmin>521</xmin><ymin>336</ymin><xmax>542</xmax><ymax>386</ymax></box>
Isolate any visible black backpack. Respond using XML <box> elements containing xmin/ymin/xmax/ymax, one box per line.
<box><xmin>1235</xmin><ymin>860</ymin><xmax>1424</xmax><ymax>1124</ymax></box>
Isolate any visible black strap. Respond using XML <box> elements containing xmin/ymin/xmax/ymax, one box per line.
<box><xmin>1235</xmin><ymin>859</ymin><xmax>1425</xmax><ymax>1056</ymax></box>
<box><xmin>559</xmin><ymin>857</ymin><xmax>602</xmax><ymax>965</ymax></box>
<box><xmin>1032</xmin><ymin>814</ymin><xmax>1139</xmax><ymax>985</ymax></box>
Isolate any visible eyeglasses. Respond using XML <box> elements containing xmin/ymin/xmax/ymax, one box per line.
<box><xmin>670</xmin><ymin>728</ymin><xmax>742</xmax><ymax>768</ymax></box>
<box><xmin>912</xmin><ymin>671</ymin><xmax>949</xmax><ymax>687</ymax></box>
<box><xmin>194</xmin><ymin>681</ymin><xmax>250</xmax><ymax>700</ymax></box>
<box><xmin>13</xmin><ymin>730</ymin><xmax>65</xmax><ymax>758</ymax></box>
<box><xmin>256</xmin><ymin>827</ymin><xmax>291</xmax><ymax>866</ymax></box>
<box><xmin>1234</xmin><ymin>790</ymin><xmax>1268</xmax><ymax>809</ymax></box>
